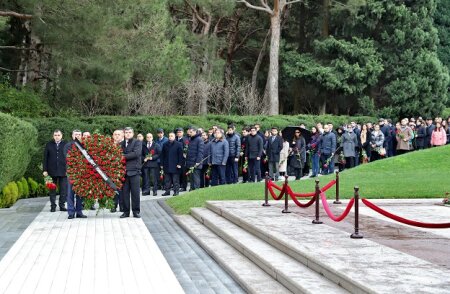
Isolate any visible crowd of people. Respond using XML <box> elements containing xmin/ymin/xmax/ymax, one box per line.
<box><xmin>42</xmin><ymin>116</ymin><xmax>450</xmax><ymax>219</ymax></box>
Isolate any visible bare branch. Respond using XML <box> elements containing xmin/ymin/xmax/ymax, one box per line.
<box><xmin>0</xmin><ymin>10</ymin><xmax>32</xmax><ymax>20</ymax></box>
<box><xmin>237</xmin><ymin>0</ymin><xmax>272</xmax><ymax>14</ymax></box>
<box><xmin>0</xmin><ymin>46</ymin><xmax>39</xmax><ymax>51</ymax></box>
<box><xmin>285</xmin><ymin>0</ymin><xmax>303</xmax><ymax>5</ymax></box>
<box><xmin>234</xmin><ymin>28</ymin><xmax>264</xmax><ymax>52</ymax></box>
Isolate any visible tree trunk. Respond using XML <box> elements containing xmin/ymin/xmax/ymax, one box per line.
<box><xmin>268</xmin><ymin>13</ymin><xmax>281</xmax><ymax>115</ymax></box>
<box><xmin>319</xmin><ymin>99</ymin><xmax>326</xmax><ymax>115</ymax></box>
<box><xmin>251</xmin><ymin>29</ymin><xmax>270</xmax><ymax>96</ymax></box>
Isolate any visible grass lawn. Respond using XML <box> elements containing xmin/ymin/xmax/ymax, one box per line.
<box><xmin>166</xmin><ymin>145</ymin><xmax>450</xmax><ymax>214</ymax></box>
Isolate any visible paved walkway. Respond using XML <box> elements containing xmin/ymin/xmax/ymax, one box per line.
<box><xmin>0</xmin><ymin>195</ymin><xmax>244</xmax><ymax>294</ymax></box>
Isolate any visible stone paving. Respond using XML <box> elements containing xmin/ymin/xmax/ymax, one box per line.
<box><xmin>0</xmin><ymin>194</ymin><xmax>244</xmax><ymax>294</ymax></box>
<box><xmin>206</xmin><ymin>200</ymin><xmax>450</xmax><ymax>293</ymax></box>
<box><xmin>0</xmin><ymin>198</ymin><xmax>47</xmax><ymax>260</ymax></box>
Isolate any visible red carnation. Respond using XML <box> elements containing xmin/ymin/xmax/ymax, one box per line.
<box><xmin>151</xmin><ymin>150</ymin><xmax>155</xmax><ymax>155</ymax></box>
<box><xmin>159</xmin><ymin>175</ymin><xmax>164</xmax><ymax>181</ymax></box>
<box><xmin>205</xmin><ymin>175</ymin><xmax>210</xmax><ymax>180</ymax></box>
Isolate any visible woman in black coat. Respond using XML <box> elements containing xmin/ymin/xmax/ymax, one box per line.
<box><xmin>288</xmin><ymin>130</ymin><xmax>306</xmax><ymax>180</ymax></box>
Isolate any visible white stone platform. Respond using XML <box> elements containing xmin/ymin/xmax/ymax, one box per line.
<box><xmin>0</xmin><ymin>203</ymin><xmax>184</xmax><ymax>294</ymax></box>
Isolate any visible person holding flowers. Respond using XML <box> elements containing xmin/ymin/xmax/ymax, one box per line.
<box><xmin>225</xmin><ymin>124</ymin><xmax>241</xmax><ymax>184</ymax></box>
<box><xmin>63</xmin><ymin>129</ymin><xmax>87</xmax><ymax>219</ymax></box>
<box><xmin>185</xmin><ymin>127</ymin><xmax>204</xmax><ymax>191</ymax></box>
<box><xmin>142</xmin><ymin>133</ymin><xmax>161</xmax><ymax>196</ymax></box>
<box><xmin>370</xmin><ymin>123</ymin><xmax>385</xmax><ymax>161</ymax></box>
<box><xmin>43</xmin><ymin>129</ymin><xmax>68</xmax><ymax>212</ymax></box>
<box><xmin>161</xmin><ymin>132</ymin><xmax>183</xmax><ymax>196</ymax></box>
<box><xmin>318</xmin><ymin>124</ymin><xmax>336</xmax><ymax>175</ymax></box>
<box><xmin>200</xmin><ymin>131</ymin><xmax>211</xmax><ymax>188</ymax></box>
<box><xmin>240</xmin><ymin>127</ymin><xmax>249</xmax><ymax>183</ymax></box>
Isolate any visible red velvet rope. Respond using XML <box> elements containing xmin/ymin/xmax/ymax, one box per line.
<box><xmin>320</xmin><ymin>193</ymin><xmax>354</xmax><ymax>222</ymax></box>
<box><xmin>267</xmin><ymin>180</ymin><xmax>283</xmax><ymax>191</ymax></box>
<box><xmin>267</xmin><ymin>182</ymin><xmax>285</xmax><ymax>201</ymax></box>
<box><xmin>286</xmin><ymin>186</ymin><xmax>316</xmax><ymax>208</ymax></box>
<box><xmin>362</xmin><ymin>198</ymin><xmax>450</xmax><ymax>229</ymax></box>
<box><xmin>320</xmin><ymin>180</ymin><xmax>336</xmax><ymax>193</ymax></box>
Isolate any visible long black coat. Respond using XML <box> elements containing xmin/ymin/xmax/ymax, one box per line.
<box><xmin>142</xmin><ymin>141</ymin><xmax>161</xmax><ymax>168</ymax></box>
<box><xmin>266</xmin><ymin>136</ymin><xmax>283</xmax><ymax>163</ymax></box>
<box><xmin>43</xmin><ymin>140</ymin><xmax>67</xmax><ymax>177</ymax></box>
<box><xmin>176</xmin><ymin>136</ymin><xmax>189</xmax><ymax>165</ymax></box>
<box><xmin>186</xmin><ymin>134</ymin><xmax>204</xmax><ymax>169</ymax></box>
<box><xmin>415</xmin><ymin>125</ymin><xmax>427</xmax><ymax>148</ymax></box>
<box><xmin>161</xmin><ymin>141</ymin><xmax>183</xmax><ymax>174</ymax></box>
<box><xmin>121</xmin><ymin>138</ymin><xmax>142</xmax><ymax>176</ymax></box>
<box><xmin>245</xmin><ymin>134</ymin><xmax>263</xmax><ymax>159</ymax></box>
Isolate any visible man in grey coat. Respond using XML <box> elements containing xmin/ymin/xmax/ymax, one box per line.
<box><xmin>342</xmin><ymin>124</ymin><xmax>358</xmax><ymax>169</ymax></box>
<box><xmin>319</xmin><ymin>125</ymin><xmax>336</xmax><ymax>175</ymax></box>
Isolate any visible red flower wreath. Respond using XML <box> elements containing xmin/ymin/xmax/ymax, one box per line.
<box><xmin>66</xmin><ymin>134</ymin><xmax>126</xmax><ymax>211</ymax></box>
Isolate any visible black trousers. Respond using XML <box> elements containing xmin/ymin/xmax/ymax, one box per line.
<box><xmin>345</xmin><ymin>157</ymin><xmax>355</xmax><ymax>169</ymax></box>
<box><xmin>164</xmin><ymin>173</ymin><xmax>180</xmax><ymax>193</ymax></box>
<box><xmin>142</xmin><ymin>166</ymin><xmax>159</xmax><ymax>193</ymax></box>
<box><xmin>50</xmin><ymin>176</ymin><xmax>67</xmax><ymax>209</ymax></box>
<box><xmin>122</xmin><ymin>174</ymin><xmax>140</xmax><ymax>215</ymax></box>
<box><xmin>248</xmin><ymin>158</ymin><xmax>261</xmax><ymax>182</ymax></box>
<box><xmin>200</xmin><ymin>165</ymin><xmax>210</xmax><ymax>188</ymax></box>
<box><xmin>189</xmin><ymin>168</ymin><xmax>201</xmax><ymax>190</ymax></box>
<box><xmin>114</xmin><ymin>190</ymin><xmax>123</xmax><ymax>211</ymax></box>
<box><xmin>179</xmin><ymin>166</ymin><xmax>187</xmax><ymax>190</ymax></box>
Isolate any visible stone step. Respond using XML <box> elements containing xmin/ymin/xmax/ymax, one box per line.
<box><xmin>206</xmin><ymin>200</ymin><xmax>450</xmax><ymax>294</ymax></box>
<box><xmin>191</xmin><ymin>207</ymin><xmax>350</xmax><ymax>294</ymax></box>
<box><xmin>174</xmin><ymin>214</ymin><xmax>291</xmax><ymax>294</ymax></box>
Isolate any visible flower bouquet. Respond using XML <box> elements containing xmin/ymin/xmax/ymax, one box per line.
<box><xmin>159</xmin><ymin>169</ymin><xmax>164</xmax><ymax>181</ymax></box>
<box><xmin>44</xmin><ymin>176</ymin><xmax>57</xmax><ymax>190</ymax></box>
<box><xmin>66</xmin><ymin>134</ymin><xmax>126</xmax><ymax>212</ymax></box>
<box><xmin>338</xmin><ymin>152</ymin><xmax>346</xmax><ymax>165</ymax></box>
<box><xmin>361</xmin><ymin>149</ymin><xmax>369</xmax><ymax>164</ymax></box>
<box><xmin>146</xmin><ymin>149</ymin><xmax>155</xmax><ymax>161</ymax></box>
<box><xmin>322</xmin><ymin>153</ymin><xmax>334</xmax><ymax>170</ymax></box>
<box><xmin>205</xmin><ymin>166</ymin><xmax>211</xmax><ymax>180</ymax></box>
<box><xmin>242</xmin><ymin>160</ymin><xmax>248</xmax><ymax>174</ymax></box>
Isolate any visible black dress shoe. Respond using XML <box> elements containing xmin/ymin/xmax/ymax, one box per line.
<box><xmin>153</xmin><ymin>191</ymin><xmax>158</xmax><ymax>196</ymax></box>
<box><xmin>173</xmin><ymin>192</ymin><xmax>179</xmax><ymax>196</ymax></box>
<box><xmin>50</xmin><ymin>207</ymin><xmax>56</xmax><ymax>212</ymax></box>
<box><xmin>68</xmin><ymin>215</ymin><xmax>74</xmax><ymax>219</ymax></box>
<box><xmin>110</xmin><ymin>207</ymin><xmax>117</xmax><ymax>213</ymax></box>
<box><xmin>76</xmin><ymin>214</ymin><xmax>87</xmax><ymax>218</ymax></box>
<box><xmin>142</xmin><ymin>191</ymin><xmax>150</xmax><ymax>196</ymax></box>
<box><xmin>60</xmin><ymin>207</ymin><xmax>68</xmax><ymax>212</ymax></box>
<box><xmin>90</xmin><ymin>206</ymin><xmax>96</xmax><ymax>211</ymax></box>
<box><xmin>133</xmin><ymin>213</ymin><xmax>141</xmax><ymax>218</ymax></box>
<box><xmin>162</xmin><ymin>191</ymin><xmax>170</xmax><ymax>196</ymax></box>
<box><xmin>120</xmin><ymin>213</ymin><xmax>129</xmax><ymax>218</ymax></box>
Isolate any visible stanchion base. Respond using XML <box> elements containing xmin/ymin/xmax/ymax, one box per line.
<box><xmin>312</xmin><ymin>220</ymin><xmax>323</xmax><ymax>224</ymax></box>
<box><xmin>262</xmin><ymin>203</ymin><xmax>271</xmax><ymax>207</ymax></box>
<box><xmin>350</xmin><ymin>233</ymin><xmax>364</xmax><ymax>239</ymax></box>
<box><xmin>333</xmin><ymin>200</ymin><xmax>342</xmax><ymax>204</ymax></box>
<box><xmin>282</xmin><ymin>210</ymin><xmax>291</xmax><ymax>214</ymax></box>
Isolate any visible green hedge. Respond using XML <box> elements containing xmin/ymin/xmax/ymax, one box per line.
<box><xmin>0</xmin><ymin>177</ymin><xmax>46</xmax><ymax>208</ymax></box>
<box><xmin>25</xmin><ymin>114</ymin><xmax>375</xmax><ymax>180</ymax></box>
<box><xmin>0</xmin><ymin>112</ymin><xmax>38</xmax><ymax>192</ymax></box>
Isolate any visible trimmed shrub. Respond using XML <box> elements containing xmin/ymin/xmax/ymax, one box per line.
<box><xmin>0</xmin><ymin>112</ymin><xmax>38</xmax><ymax>192</ymax></box>
<box><xmin>28</xmin><ymin>177</ymin><xmax>39</xmax><ymax>197</ymax></box>
<box><xmin>16</xmin><ymin>181</ymin><xmax>23</xmax><ymax>198</ymax></box>
<box><xmin>20</xmin><ymin>178</ymin><xmax>29</xmax><ymax>198</ymax></box>
<box><xmin>0</xmin><ymin>181</ymin><xmax>19</xmax><ymax>208</ymax></box>
<box><xmin>443</xmin><ymin>108</ymin><xmax>450</xmax><ymax>119</ymax></box>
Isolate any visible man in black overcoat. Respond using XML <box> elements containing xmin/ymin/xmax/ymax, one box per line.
<box><xmin>43</xmin><ymin>129</ymin><xmax>68</xmax><ymax>212</ymax></box>
<box><xmin>120</xmin><ymin>127</ymin><xmax>142</xmax><ymax>218</ymax></box>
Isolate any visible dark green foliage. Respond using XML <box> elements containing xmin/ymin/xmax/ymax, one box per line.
<box><xmin>0</xmin><ymin>112</ymin><xmax>38</xmax><ymax>193</ymax></box>
<box><xmin>0</xmin><ymin>81</ymin><xmax>51</xmax><ymax>118</ymax></box>
<box><xmin>356</xmin><ymin>0</ymin><xmax>449</xmax><ymax>118</ymax></box>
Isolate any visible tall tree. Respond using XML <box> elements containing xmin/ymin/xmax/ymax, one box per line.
<box><xmin>237</xmin><ymin>0</ymin><xmax>303</xmax><ymax>115</ymax></box>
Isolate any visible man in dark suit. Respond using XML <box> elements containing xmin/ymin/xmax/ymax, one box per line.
<box><xmin>120</xmin><ymin>127</ymin><xmax>142</xmax><ymax>218</ymax></box>
<box><xmin>186</xmin><ymin>127</ymin><xmax>204</xmax><ymax>191</ymax></box>
<box><xmin>245</xmin><ymin>126</ymin><xmax>264</xmax><ymax>182</ymax></box>
<box><xmin>161</xmin><ymin>133</ymin><xmax>183</xmax><ymax>196</ymax></box>
<box><xmin>142</xmin><ymin>133</ymin><xmax>161</xmax><ymax>196</ymax></box>
<box><xmin>175</xmin><ymin>127</ymin><xmax>188</xmax><ymax>191</ymax></box>
<box><xmin>266</xmin><ymin>127</ymin><xmax>283</xmax><ymax>181</ymax></box>
<box><xmin>112</xmin><ymin>129</ymin><xmax>124</xmax><ymax>212</ymax></box>
<box><xmin>43</xmin><ymin>129</ymin><xmax>68</xmax><ymax>212</ymax></box>
<box><xmin>63</xmin><ymin>130</ymin><xmax>87</xmax><ymax>219</ymax></box>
